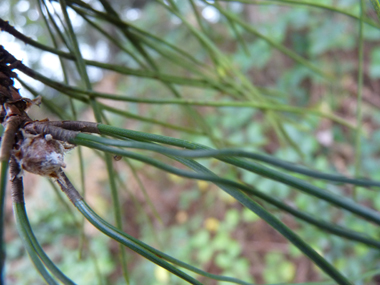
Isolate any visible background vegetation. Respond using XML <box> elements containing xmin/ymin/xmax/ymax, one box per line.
<box><xmin>2</xmin><ymin>0</ymin><xmax>380</xmax><ymax>284</ymax></box>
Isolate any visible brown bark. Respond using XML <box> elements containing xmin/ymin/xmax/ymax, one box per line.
<box><xmin>56</xmin><ymin>170</ymin><xmax>83</xmax><ymax>204</ymax></box>
<box><xmin>9</xmin><ymin>156</ymin><xmax>24</xmax><ymax>204</ymax></box>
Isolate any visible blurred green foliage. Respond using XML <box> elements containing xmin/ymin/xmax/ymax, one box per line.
<box><xmin>2</xmin><ymin>0</ymin><xmax>380</xmax><ymax>284</ymax></box>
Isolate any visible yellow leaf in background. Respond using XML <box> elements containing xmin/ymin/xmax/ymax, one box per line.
<box><xmin>204</xmin><ymin>217</ymin><xmax>220</xmax><ymax>233</ymax></box>
<box><xmin>225</xmin><ymin>195</ymin><xmax>237</xmax><ymax>205</ymax></box>
<box><xmin>319</xmin><ymin>101</ymin><xmax>331</xmax><ymax>113</ymax></box>
<box><xmin>197</xmin><ymin>180</ymin><xmax>209</xmax><ymax>192</ymax></box>
<box><xmin>219</xmin><ymin>190</ymin><xmax>237</xmax><ymax>204</ymax></box>
<box><xmin>154</xmin><ymin>266</ymin><xmax>169</xmax><ymax>283</ymax></box>
<box><xmin>281</xmin><ymin>261</ymin><xmax>296</xmax><ymax>282</ymax></box>
<box><xmin>167</xmin><ymin>173</ymin><xmax>183</xmax><ymax>183</ymax></box>
<box><xmin>175</xmin><ymin>211</ymin><xmax>188</xmax><ymax>224</ymax></box>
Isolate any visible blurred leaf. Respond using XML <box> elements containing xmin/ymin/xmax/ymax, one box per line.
<box><xmin>369</xmin><ymin>48</ymin><xmax>380</xmax><ymax>78</ymax></box>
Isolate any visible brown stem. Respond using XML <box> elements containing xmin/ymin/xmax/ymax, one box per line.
<box><xmin>38</xmin><ymin>120</ymin><xmax>100</xmax><ymax>134</ymax></box>
<box><xmin>23</xmin><ymin>120</ymin><xmax>100</xmax><ymax>143</ymax></box>
<box><xmin>0</xmin><ymin>20</ymin><xmax>32</xmax><ymax>49</ymax></box>
<box><xmin>23</xmin><ymin>122</ymin><xmax>79</xmax><ymax>143</ymax></box>
<box><xmin>0</xmin><ymin>116</ymin><xmax>24</xmax><ymax>162</ymax></box>
<box><xmin>0</xmin><ymin>45</ymin><xmax>39</xmax><ymax>80</ymax></box>
<box><xmin>56</xmin><ymin>170</ymin><xmax>83</xmax><ymax>204</ymax></box>
<box><xmin>9</xmin><ymin>156</ymin><xmax>24</xmax><ymax>204</ymax></box>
